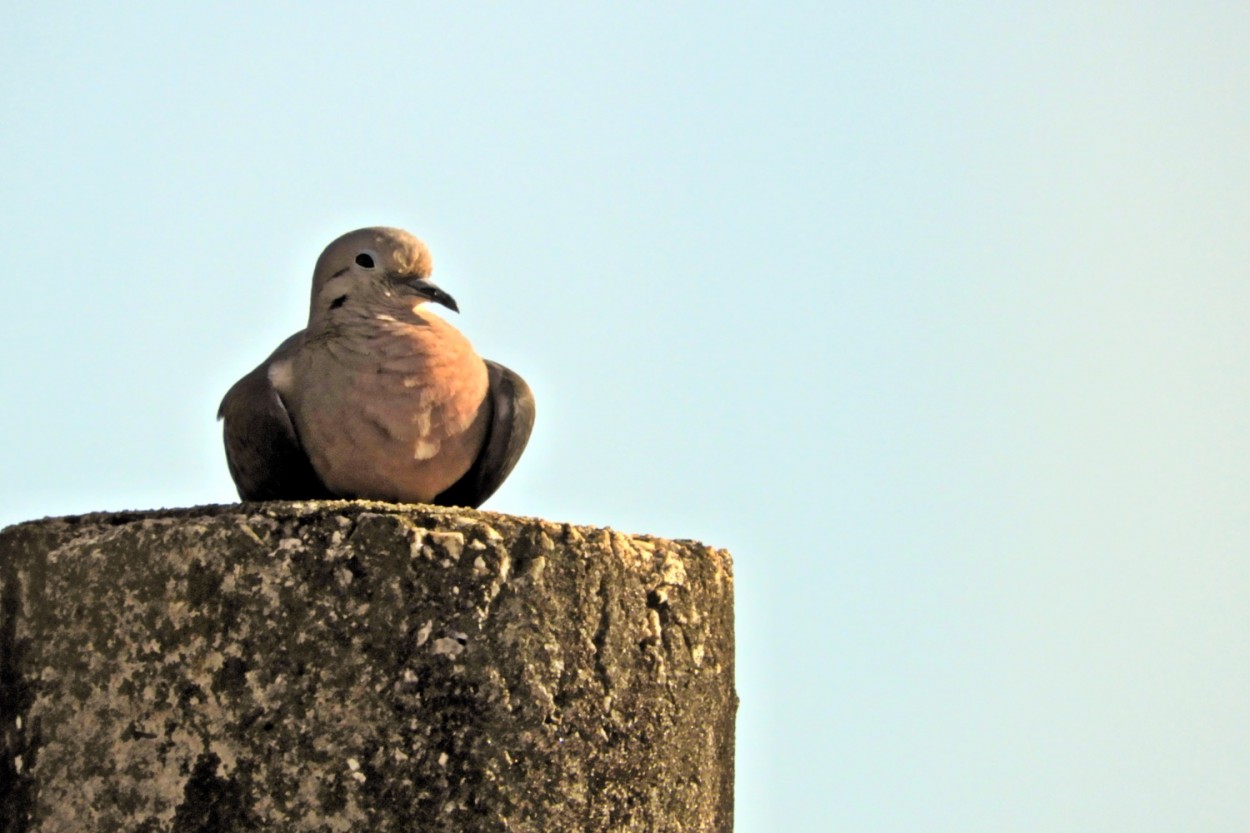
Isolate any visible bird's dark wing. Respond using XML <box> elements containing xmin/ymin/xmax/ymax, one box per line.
<box><xmin>218</xmin><ymin>332</ymin><xmax>334</xmax><ymax>501</ymax></box>
<box><xmin>433</xmin><ymin>359</ymin><xmax>536</xmax><ymax>508</ymax></box>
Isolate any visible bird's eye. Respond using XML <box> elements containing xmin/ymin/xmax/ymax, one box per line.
<box><xmin>355</xmin><ymin>252</ymin><xmax>375</xmax><ymax>269</ymax></box>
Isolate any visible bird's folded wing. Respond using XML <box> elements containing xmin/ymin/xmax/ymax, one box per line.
<box><xmin>433</xmin><ymin>359</ymin><xmax>536</xmax><ymax>508</ymax></box>
<box><xmin>218</xmin><ymin>332</ymin><xmax>334</xmax><ymax>501</ymax></box>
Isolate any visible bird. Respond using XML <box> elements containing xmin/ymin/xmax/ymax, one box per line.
<box><xmin>218</xmin><ymin>227</ymin><xmax>535</xmax><ymax>509</ymax></box>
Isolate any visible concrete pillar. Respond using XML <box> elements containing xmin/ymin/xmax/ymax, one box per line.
<box><xmin>0</xmin><ymin>502</ymin><xmax>735</xmax><ymax>832</ymax></box>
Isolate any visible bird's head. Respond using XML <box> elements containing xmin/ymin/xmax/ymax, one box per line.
<box><xmin>308</xmin><ymin>227</ymin><xmax>459</xmax><ymax>323</ymax></box>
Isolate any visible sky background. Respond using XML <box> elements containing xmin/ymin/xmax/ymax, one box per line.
<box><xmin>4</xmin><ymin>3</ymin><xmax>1250</xmax><ymax>830</ymax></box>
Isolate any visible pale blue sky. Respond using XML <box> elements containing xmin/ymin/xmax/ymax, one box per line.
<box><xmin>4</xmin><ymin>4</ymin><xmax>1250</xmax><ymax>830</ymax></box>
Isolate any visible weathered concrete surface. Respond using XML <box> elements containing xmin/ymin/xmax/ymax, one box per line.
<box><xmin>0</xmin><ymin>502</ymin><xmax>735</xmax><ymax>832</ymax></box>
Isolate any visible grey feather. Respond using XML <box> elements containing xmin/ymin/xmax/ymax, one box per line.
<box><xmin>218</xmin><ymin>332</ymin><xmax>334</xmax><ymax>501</ymax></box>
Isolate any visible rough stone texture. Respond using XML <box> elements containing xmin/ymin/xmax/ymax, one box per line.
<box><xmin>0</xmin><ymin>502</ymin><xmax>735</xmax><ymax>832</ymax></box>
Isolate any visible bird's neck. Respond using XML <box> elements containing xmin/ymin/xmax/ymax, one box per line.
<box><xmin>308</xmin><ymin>296</ymin><xmax>439</xmax><ymax>338</ymax></box>
<box><xmin>302</xmin><ymin>300</ymin><xmax>463</xmax><ymax>372</ymax></box>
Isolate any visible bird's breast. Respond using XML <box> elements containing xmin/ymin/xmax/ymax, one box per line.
<box><xmin>289</xmin><ymin>313</ymin><xmax>491</xmax><ymax>502</ymax></box>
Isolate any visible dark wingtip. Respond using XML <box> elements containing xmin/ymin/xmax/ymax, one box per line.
<box><xmin>432</xmin><ymin>360</ymin><xmax>535</xmax><ymax>509</ymax></box>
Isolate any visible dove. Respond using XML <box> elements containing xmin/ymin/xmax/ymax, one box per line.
<box><xmin>219</xmin><ymin>227</ymin><xmax>534</xmax><ymax>508</ymax></box>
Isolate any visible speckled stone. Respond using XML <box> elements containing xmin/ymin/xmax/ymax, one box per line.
<box><xmin>0</xmin><ymin>502</ymin><xmax>735</xmax><ymax>832</ymax></box>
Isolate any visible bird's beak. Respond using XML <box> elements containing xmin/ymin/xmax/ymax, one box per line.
<box><xmin>399</xmin><ymin>276</ymin><xmax>459</xmax><ymax>313</ymax></box>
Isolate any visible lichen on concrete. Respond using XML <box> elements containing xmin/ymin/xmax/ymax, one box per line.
<box><xmin>0</xmin><ymin>501</ymin><xmax>735</xmax><ymax>832</ymax></box>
